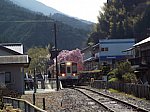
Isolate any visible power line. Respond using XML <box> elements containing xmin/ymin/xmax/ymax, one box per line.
<box><xmin>0</xmin><ymin>20</ymin><xmax>55</xmax><ymax>23</ymax></box>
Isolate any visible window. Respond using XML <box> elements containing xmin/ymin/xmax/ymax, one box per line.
<box><xmin>101</xmin><ymin>48</ymin><xmax>105</xmax><ymax>51</ymax></box>
<box><xmin>60</xmin><ymin>63</ymin><xmax>66</xmax><ymax>73</ymax></box>
<box><xmin>72</xmin><ymin>63</ymin><xmax>77</xmax><ymax>73</ymax></box>
<box><xmin>5</xmin><ymin>72</ymin><xmax>11</xmax><ymax>83</ymax></box>
<box><xmin>101</xmin><ymin>47</ymin><xmax>108</xmax><ymax>51</ymax></box>
<box><xmin>105</xmin><ymin>47</ymin><xmax>108</xmax><ymax>51</ymax></box>
<box><xmin>67</xmin><ymin>67</ymin><xmax>71</xmax><ymax>73</ymax></box>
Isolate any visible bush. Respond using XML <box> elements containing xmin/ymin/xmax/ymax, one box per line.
<box><xmin>108</xmin><ymin>61</ymin><xmax>137</xmax><ymax>83</ymax></box>
<box><xmin>122</xmin><ymin>73</ymin><xmax>137</xmax><ymax>83</ymax></box>
<box><xmin>109</xmin><ymin>78</ymin><xmax>118</xmax><ymax>82</ymax></box>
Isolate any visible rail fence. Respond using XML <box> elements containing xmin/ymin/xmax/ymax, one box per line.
<box><xmin>91</xmin><ymin>80</ymin><xmax>150</xmax><ymax>100</ymax></box>
<box><xmin>2</xmin><ymin>96</ymin><xmax>46</xmax><ymax>112</ymax></box>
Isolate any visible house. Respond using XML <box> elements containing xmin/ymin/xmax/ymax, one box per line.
<box><xmin>81</xmin><ymin>44</ymin><xmax>99</xmax><ymax>71</ymax></box>
<box><xmin>82</xmin><ymin>39</ymin><xmax>135</xmax><ymax>71</ymax></box>
<box><xmin>0</xmin><ymin>43</ymin><xmax>30</xmax><ymax>94</ymax></box>
<box><xmin>99</xmin><ymin>39</ymin><xmax>135</xmax><ymax>67</ymax></box>
<box><xmin>128</xmin><ymin>37</ymin><xmax>150</xmax><ymax>84</ymax></box>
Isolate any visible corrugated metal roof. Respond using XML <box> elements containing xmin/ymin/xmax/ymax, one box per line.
<box><xmin>122</xmin><ymin>47</ymin><xmax>133</xmax><ymax>52</ymax></box>
<box><xmin>92</xmin><ymin>43</ymin><xmax>99</xmax><ymax>48</ymax></box>
<box><xmin>81</xmin><ymin>43</ymin><xmax>99</xmax><ymax>53</ymax></box>
<box><xmin>84</xmin><ymin>57</ymin><xmax>95</xmax><ymax>62</ymax></box>
<box><xmin>133</xmin><ymin>37</ymin><xmax>150</xmax><ymax>46</ymax></box>
<box><xmin>81</xmin><ymin>46</ymin><xmax>91</xmax><ymax>52</ymax></box>
<box><xmin>0</xmin><ymin>43</ymin><xmax>22</xmax><ymax>46</ymax></box>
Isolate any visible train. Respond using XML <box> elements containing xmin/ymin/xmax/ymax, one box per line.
<box><xmin>49</xmin><ymin>61</ymin><xmax>79</xmax><ymax>86</ymax></box>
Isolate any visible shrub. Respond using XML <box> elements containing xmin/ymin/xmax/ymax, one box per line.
<box><xmin>109</xmin><ymin>78</ymin><xmax>118</xmax><ymax>82</ymax></box>
<box><xmin>123</xmin><ymin>73</ymin><xmax>137</xmax><ymax>83</ymax></box>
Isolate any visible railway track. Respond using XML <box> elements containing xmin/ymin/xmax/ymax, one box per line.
<box><xmin>73</xmin><ymin>87</ymin><xmax>149</xmax><ymax>112</ymax></box>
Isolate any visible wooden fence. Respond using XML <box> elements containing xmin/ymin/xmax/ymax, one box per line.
<box><xmin>2</xmin><ymin>96</ymin><xmax>46</xmax><ymax>112</ymax></box>
<box><xmin>91</xmin><ymin>80</ymin><xmax>150</xmax><ymax>100</ymax></box>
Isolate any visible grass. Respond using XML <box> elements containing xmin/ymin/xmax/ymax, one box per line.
<box><xmin>106</xmin><ymin>88</ymin><xmax>148</xmax><ymax>101</ymax></box>
<box><xmin>108</xmin><ymin>88</ymin><xmax>119</xmax><ymax>93</ymax></box>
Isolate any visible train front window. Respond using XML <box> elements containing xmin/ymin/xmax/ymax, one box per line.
<box><xmin>67</xmin><ymin>67</ymin><xmax>71</xmax><ymax>73</ymax></box>
<box><xmin>60</xmin><ymin>63</ymin><xmax>66</xmax><ymax>73</ymax></box>
<box><xmin>72</xmin><ymin>63</ymin><xmax>77</xmax><ymax>73</ymax></box>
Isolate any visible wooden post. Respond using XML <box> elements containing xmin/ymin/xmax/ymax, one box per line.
<box><xmin>33</xmin><ymin>93</ymin><xmax>35</xmax><ymax>105</ymax></box>
<box><xmin>43</xmin><ymin>98</ymin><xmax>45</xmax><ymax>110</ymax></box>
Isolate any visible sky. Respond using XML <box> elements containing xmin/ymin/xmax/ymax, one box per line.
<box><xmin>36</xmin><ymin>0</ymin><xmax>107</xmax><ymax>23</ymax></box>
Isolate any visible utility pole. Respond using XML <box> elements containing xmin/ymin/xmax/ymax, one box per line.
<box><xmin>54</xmin><ymin>23</ymin><xmax>59</xmax><ymax>91</ymax></box>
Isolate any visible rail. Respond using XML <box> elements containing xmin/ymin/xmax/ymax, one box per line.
<box><xmin>2</xmin><ymin>96</ymin><xmax>47</xmax><ymax>112</ymax></box>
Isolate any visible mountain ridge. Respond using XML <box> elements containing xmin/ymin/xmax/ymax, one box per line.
<box><xmin>9</xmin><ymin>0</ymin><xmax>94</xmax><ymax>25</ymax></box>
<box><xmin>9</xmin><ymin>0</ymin><xmax>62</xmax><ymax>15</ymax></box>
<box><xmin>0</xmin><ymin>0</ymin><xmax>90</xmax><ymax>50</ymax></box>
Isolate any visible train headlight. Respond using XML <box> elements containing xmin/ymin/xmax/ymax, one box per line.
<box><xmin>61</xmin><ymin>73</ymin><xmax>65</xmax><ymax>77</ymax></box>
<box><xmin>66</xmin><ymin>62</ymin><xmax>71</xmax><ymax>66</ymax></box>
<box><xmin>73</xmin><ymin>73</ymin><xmax>76</xmax><ymax>76</ymax></box>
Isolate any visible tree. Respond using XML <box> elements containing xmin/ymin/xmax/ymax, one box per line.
<box><xmin>98</xmin><ymin>0</ymin><xmax>128</xmax><ymax>39</ymax></box>
<box><xmin>27</xmin><ymin>47</ymin><xmax>49</xmax><ymax>74</ymax></box>
<box><xmin>134</xmin><ymin>2</ymin><xmax>150</xmax><ymax>40</ymax></box>
<box><xmin>57</xmin><ymin>49</ymin><xmax>84</xmax><ymax>71</ymax></box>
<box><xmin>87</xmin><ymin>0</ymin><xmax>149</xmax><ymax>45</ymax></box>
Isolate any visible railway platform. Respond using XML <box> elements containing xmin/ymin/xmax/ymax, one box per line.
<box><xmin>24</xmin><ymin>79</ymin><xmax>62</xmax><ymax>94</ymax></box>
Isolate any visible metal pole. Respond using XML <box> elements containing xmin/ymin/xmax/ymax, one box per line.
<box><xmin>34</xmin><ymin>68</ymin><xmax>37</xmax><ymax>93</ymax></box>
<box><xmin>54</xmin><ymin>22</ymin><xmax>59</xmax><ymax>91</ymax></box>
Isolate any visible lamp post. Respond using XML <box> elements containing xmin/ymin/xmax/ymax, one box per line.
<box><xmin>54</xmin><ymin>23</ymin><xmax>59</xmax><ymax>91</ymax></box>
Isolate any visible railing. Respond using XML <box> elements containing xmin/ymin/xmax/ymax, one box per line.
<box><xmin>2</xmin><ymin>96</ymin><xmax>47</xmax><ymax>112</ymax></box>
<box><xmin>91</xmin><ymin>80</ymin><xmax>150</xmax><ymax>100</ymax></box>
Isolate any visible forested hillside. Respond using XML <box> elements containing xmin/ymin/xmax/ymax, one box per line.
<box><xmin>51</xmin><ymin>13</ymin><xmax>93</xmax><ymax>31</ymax></box>
<box><xmin>88</xmin><ymin>0</ymin><xmax>150</xmax><ymax>44</ymax></box>
<box><xmin>0</xmin><ymin>0</ymin><xmax>89</xmax><ymax>50</ymax></box>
